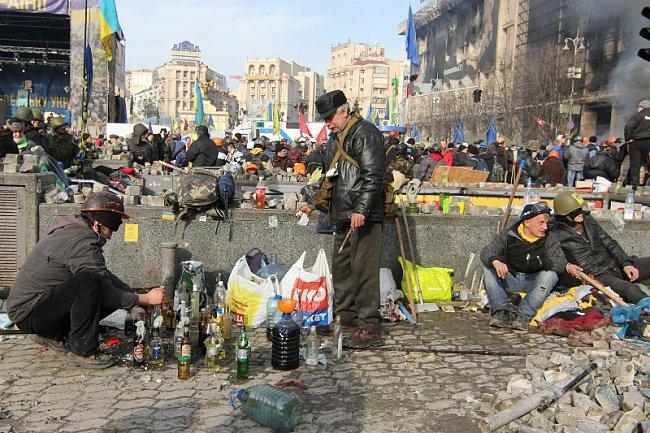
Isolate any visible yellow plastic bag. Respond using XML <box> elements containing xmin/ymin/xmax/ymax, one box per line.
<box><xmin>226</xmin><ymin>256</ymin><xmax>275</xmax><ymax>328</ymax></box>
<box><xmin>398</xmin><ymin>257</ymin><xmax>453</xmax><ymax>303</ymax></box>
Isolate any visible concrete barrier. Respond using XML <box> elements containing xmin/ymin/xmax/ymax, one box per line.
<box><xmin>38</xmin><ymin>204</ymin><xmax>650</xmax><ymax>290</ymax></box>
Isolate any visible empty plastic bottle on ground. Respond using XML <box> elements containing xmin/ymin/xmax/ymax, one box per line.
<box><xmin>234</xmin><ymin>384</ymin><xmax>302</xmax><ymax>433</ymax></box>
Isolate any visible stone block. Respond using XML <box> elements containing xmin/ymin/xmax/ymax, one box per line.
<box><xmin>575</xmin><ymin>419</ymin><xmax>610</xmax><ymax>433</ymax></box>
<box><xmin>613</xmin><ymin>407</ymin><xmax>644</xmax><ymax>433</ymax></box>
<box><xmin>125</xmin><ymin>185</ymin><xmax>142</xmax><ymax>196</ymax></box>
<box><xmin>550</xmin><ymin>353</ymin><xmax>572</xmax><ymax>366</ymax></box>
<box><xmin>572</xmin><ymin>391</ymin><xmax>599</xmax><ymax>411</ymax></box>
<box><xmin>507</xmin><ymin>375</ymin><xmax>533</xmax><ymax>395</ymax></box>
<box><xmin>556</xmin><ymin>406</ymin><xmax>585</xmax><ymax>426</ymax></box>
<box><xmin>21</xmin><ymin>154</ymin><xmax>39</xmax><ymax>166</ymax></box>
<box><xmin>595</xmin><ymin>384</ymin><xmax>620</xmax><ymax>413</ymax></box>
<box><xmin>545</xmin><ymin>370</ymin><xmax>570</xmax><ymax>384</ymax></box>
<box><xmin>622</xmin><ymin>389</ymin><xmax>645</xmax><ymax>412</ymax></box>
<box><xmin>143</xmin><ymin>195</ymin><xmax>165</xmax><ymax>207</ymax></box>
<box><xmin>3</xmin><ymin>154</ymin><xmax>19</xmax><ymax>164</ymax></box>
<box><xmin>3</xmin><ymin>163</ymin><xmax>17</xmax><ymax>173</ymax></box>
<box><xmin>124</xmin><ymin>195</ymin><xmax>140</xmax><ymax>206</ymax></box>
<box><xmin>586</xmin><ymin>407</ymin><xmax>607</xmax><ymax>422</ymax></box>
<box><xmin>612</xmin><ymin>361</ymin><xmax>636</xmax><ymax>387</ymax></box>
<box><xmin>19</xmin><ymin>163</ymin><xmax>38</xmax><ymax>173</ymax></box>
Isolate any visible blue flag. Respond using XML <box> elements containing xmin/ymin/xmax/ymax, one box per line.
<box><xmin>84</xmin><ymin>45</ymin><xmax>93</xmax><ymax>98</ymax></box>
<box><xmin>452</xmin><ymin>121</ymin><xmax>464</xmax><ymax>144</ymax></box>
<box><xmin>486</xmin><ymin>118</ymin><xmax>497</xmax><ymax>145</ymax></box>
<box><xmin>406</xmin><ymin>5</ymin><xmax>420</xmax><ymax>68</ymax></box>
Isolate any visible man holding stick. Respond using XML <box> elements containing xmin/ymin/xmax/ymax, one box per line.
<box><xmin>311</xmin><ymin>90</ymin><xmax>385</xmax><ymax>348</ymax></box>
<box><xmin>551</xmin><ymin>191</ymin><xmax>650</xmax><ymax>304</ymax></box>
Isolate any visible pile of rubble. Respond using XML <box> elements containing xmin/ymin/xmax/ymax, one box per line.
<box><xmin>486</xmin><ymin>344</ymin><xmax>649</xmax><ymax>433</ymax></box>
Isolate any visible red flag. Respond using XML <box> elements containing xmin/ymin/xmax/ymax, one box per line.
<box><xmin>316</xmin><ymin>125</ymin><xmax>328</xmax><ymax>145</ymax></box>
<box><xmin>299</xmin><ymin>111</ymin><xmax>312</xmax><ymax>137</ymax></box>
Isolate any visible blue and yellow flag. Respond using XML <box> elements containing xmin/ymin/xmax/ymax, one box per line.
<box><xmin>98</xmin><ymin>0</ymin><xmax>124</xmax><ymax>61</ymax></box>
<box><xmin>194</xmin><ymin>80</ymin><xmax>205</xmax><ymax>126</ymax></box>
<box><xmin>273</xmin><ymin>102</ymin><xmax>281</xmax><ymax>135</ymax></box>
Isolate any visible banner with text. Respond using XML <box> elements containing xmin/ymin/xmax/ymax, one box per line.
<box><xmin>0</xmin><ymin>0</ymin><xmax>69</xmax><ymax>15</ymax></box>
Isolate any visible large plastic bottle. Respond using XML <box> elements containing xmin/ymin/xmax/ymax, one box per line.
<box><xmin>271</xmin><ymin>301</ymin><xmax>300</xmax><ymax>371</ymax></box>
<box><xmin>235</xmin><ymin>384</ymin><xmax>302</xmax><ymax>433</ymax></box>
<box><xmin>624</xmin><ymin>190</ymin><xmax>636</xmax><ymax>221</ymax></box>
<box><xmin>266</xmin><ymin>276</ymin><xmax>283</xmax><ymax>342</ymax></box>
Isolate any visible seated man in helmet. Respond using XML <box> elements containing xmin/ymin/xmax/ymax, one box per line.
<box><xmin>6</xmin><ymin>192</ymin><xmax>164</xmax><ymax>368</ymax></box>
<box><xmin>550</xmin><ymin>191</ymin><xmax>650</xmax><ymax>303</ymax></box>
<box><xmin>481</xmin><ymin>203</ymin><xmax>564</xmax><ymax>330</ymax></box>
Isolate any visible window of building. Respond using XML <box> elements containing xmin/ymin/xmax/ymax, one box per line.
<box><xmin>176</xmin><ymin>71</ymin><xmax>180</xmax><ymax>79</ymax></box>
<box><xmin>259</xmin><ymin>65</ymin><xmax>266</xmax><ymax>76</ymax></box>
<box><xmin>269</xmin><ymin>65</ymin><xmax>276</xmax><ymax>76</ymax></box>
<box><xmin>183</xmin><ymin>71</ymin><xmax>188</xmax><ymax>78</ymax></box>
<box><xmin>190</xmin><ymin>72</ymin><xmax>195</xmax><ymax>81</ymax></box>
<box><xmin>176</xmin><ymin>100</ymin><xmax>181</xmax><ymax>111</ymax></box>
<box><xmin>249</xmin><ymin>65</ymin><xmax>255</xmax><ymax>75</ymax></box>
<box><xmin>183</xmin><ymin>91</ymin><xmax>188</xmax><ymax>98</ymax></box>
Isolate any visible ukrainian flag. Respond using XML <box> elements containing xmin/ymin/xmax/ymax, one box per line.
<box><xmin>99</xmin><ymin>0</ymin><xmax>124</xmax><ymax>61</ymax></box>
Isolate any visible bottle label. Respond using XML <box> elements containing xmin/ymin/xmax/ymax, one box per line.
<box><xmin>133</xmin><ymin>343</ymin><xmax>145</xmax><ymax>362</ymax></box>
<box><xmin>237</xmin><ymin>348</ymin><xmax>248</xmax><ymax>361</ymax></box>
<box><xmin>179</xmin><ymin>343</ymin><xmax>191</xmax><ymax>362</ymax></box>
<box><xmin>151</xmin><ymin>344</ymin><xmax>162</xmax><ymax>360</ymax></box>
<box><xmin>206</xmin><ymin>347</ymin><xmax>217</xmax><ymax>357</ymax></box>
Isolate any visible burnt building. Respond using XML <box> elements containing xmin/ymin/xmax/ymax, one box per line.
<box><xmin>404</xmin><ymin>0</ymin><xmax>648</xmax><ymax>143</ymax></box>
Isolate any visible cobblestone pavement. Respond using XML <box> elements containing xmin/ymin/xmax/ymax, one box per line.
<box><xmin>0</xmin><ymin>312</ymin><xmax>572</xmax><ymax>433</ymax></box>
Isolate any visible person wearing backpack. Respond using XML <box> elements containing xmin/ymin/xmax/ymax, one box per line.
<box><xmin>311</xmin><ymin>90</ymin><xmax>385</xmax><ymax>348</ymax></box>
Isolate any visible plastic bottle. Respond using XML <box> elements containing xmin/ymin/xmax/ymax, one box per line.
<box><xmin>148</xmin><ymin>315</ymin><xmax>164</xmax><ymax>369</ymax></box>
<box><xmin>271</xmin><ymin>301</ymin><xmax>300</xmax><ymax>371</ymax></box>
<box><xmin>624</xmin><ymin>190</ymin><xmax>635</xmax><ymax>221</ymax></box>
<box><xmin>234</xmin><ymin>384</ymin><xmax>302</xmax><ymax>433</ymax></box>
<box><xmin>255</xmin><ymin>178</ymin><xmax>267</xmax><ymax>209</ymax></box>
<box><xmin>266</xmin><ymin>276</ymin><xmax>283</xmax><ymax>342</ymax></box>
<box><xmin>305</xmin><ymin>325</ymin><xmax>320</xmax><ymax>367</ymax></box>
<box><xmin>333</xmin><ymin>316</ymin><xmax>343</xmax><ymax>362</ymax></box>
<box><xmin>237</xmin><ymin>324</ymin><xmax>250</xmax><ymax>380</ymax></box>
<box><xmin>524</xmin><ymin>178</ymin><xmax>533</xmax><ymax>205</ymax></box>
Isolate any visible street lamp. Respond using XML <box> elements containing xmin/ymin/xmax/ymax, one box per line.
<box><xmin>563</xmin><ymin>29</ymin><xmax>586</xmax><ymax>133</ymax></box>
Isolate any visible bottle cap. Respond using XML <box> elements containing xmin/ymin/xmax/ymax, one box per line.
<box><xmin>278</xmin><ymin>299</ymin><xmax>296</xmax><ymax>314</ymax></box>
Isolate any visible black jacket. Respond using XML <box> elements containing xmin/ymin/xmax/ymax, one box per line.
<box><xmin>583</xmin><ymin>150</ymin><xmax>619</xmax><ymax>181</ymax></box>
<box><xmin>6</xmin><ymin>216</ymin><xmax>138</xmax><ymax>324</ymax></box>
<box><xmin>480</xmin><ymin>220</ymin><xmax>565</xmax><ymax>274</ymax></box>
<box><xmin>624</xmin><ymin>108</ymin><xmax>650</xmax><ymax>142</ymax></box>
<box><xmin>128</xmin><ymin>140</ymin><xmax>154</xmax><ymax>166</ymax></box>
<box><xmin>0</xmin><ymin>129</ymin><xmax>19</xmax><ymax>158</ymax></box>
<box><xmin>548</xmin><ymin>214</ymin><xmax>633</xmax><ymax>276</ymax></box>
<box><xmin>324</xmin><ymin>114</ymin><xmax>385</xmax><ymax>225</ymax></box>
<box><xmin>186</xmin><ymin>134</ymin><xmax>219</xmax><ymax>167</ymax></box>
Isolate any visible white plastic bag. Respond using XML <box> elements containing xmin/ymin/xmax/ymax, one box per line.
<box><xmin>280</xmin><ymin>249</ymin><xmax>333</xmax><ymax>327</ymax></box>
<box><xmin>226</xmin><ymin>255</ymin><xmax>275</xmax><ymax>328</ymax></box>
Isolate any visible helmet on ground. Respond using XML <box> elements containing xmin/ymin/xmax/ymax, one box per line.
<box><xmin>553</xmin><ymin>191</ymin><xmax>584</xmax><ymax>217</ymax></box>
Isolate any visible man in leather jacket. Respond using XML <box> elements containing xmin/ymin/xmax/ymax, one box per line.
<box><xmin>550</xmin><ymin>191</ymin><xmax>649</xmax><ymax>303</ymax></box>
<box><xmin>127</xmin><ymin>123</ymin><xmax>154</xmax><ymax>167</ymax></box>
<box><xmin>315</xmin><ymin>90</ymin><xmax>385</xmax><ymax>347</ymax></box>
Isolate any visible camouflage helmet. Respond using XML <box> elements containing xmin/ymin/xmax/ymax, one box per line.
<box><xmin>49</xmin><ymin>116</ymin><xmax>67</xmax><ymax>130</ymax></box>
<box><xmin>31</xmin><ymin>108</ymin><xmax>44</xmax><ymax>121</ymax></box>
<box><xmin>13</xmin><ymin>107</ymin><xmax>33</xmax><ymax>122</ymax></box>
<box><xmin>553</xmin><ymin>191</ymin><xmax>585</xmax><ymax>216</ymax></box>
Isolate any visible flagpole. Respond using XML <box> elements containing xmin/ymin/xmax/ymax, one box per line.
<box><xmin>81</xmin><ymin>0</ymin><xmax>89</xmax><ymax>132</ymax></box>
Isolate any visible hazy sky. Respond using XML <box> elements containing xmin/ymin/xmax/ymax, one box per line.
<box><xmin>115</xmin><ymin>0</ymin><xmax>414</xmax><ymax>89</ymax></box>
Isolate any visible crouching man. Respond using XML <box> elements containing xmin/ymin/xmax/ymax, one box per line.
<box><xmin>7</xmin><ymin>191</ymin><xmax>164</xmax><ymax>368</ymax></box>
<box><xmin>551</xmin><ymin>191</ymin><xmax>650</xmax><ymax>304</ymax></box>
<box><xmin>481</xmin><ymin>203</ymin><xmax>563</xmax><ymax>330</ymax></box>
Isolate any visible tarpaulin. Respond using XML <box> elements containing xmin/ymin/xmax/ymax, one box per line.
<box><xmin>0</xmin><ymin>0</ymin><xmax>69</xmax><ymax>14</ymax></box>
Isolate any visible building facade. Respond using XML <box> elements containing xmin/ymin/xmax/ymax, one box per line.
<box><xmin>126</xmin><ymin>69</ymin><xmax>153</xmax><ymax>97</ymax></box>
<box><xmin>325</xmin><ymin>42</ymin><xmax>406</xmax><ymax>121</ymax></box>
<box><xmin>239</xmin><ymin>58</ymin><xmax>324</xmax><ymax>126</ymax></box>
<box><xmin>403</xmin><ymin>0</ymin><xmax>646</xmax><ymax>143</ymax></box>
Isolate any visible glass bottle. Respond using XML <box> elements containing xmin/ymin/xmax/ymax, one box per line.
<box><xmin>178</xmin><ymin>324</ymin><xmax>191</xmax><ymax>380</ymax></box>
<box><xmin>190</xmin><ymin>283</ymin><xmax>201</xmax><ymax>348</ymax></box>
<box><xmin>204</xmin><ymin>323</ymin><xmax>224</xmax><ymax>373</ymax></box>
<box><xmin>236</xmin><ymin>324</ymin><xmax>250</xmax><ymax>380</ymax></box>
<box><xmin>333</xmin><ymin>316</ymin><xmax>343</xmax><ymax>362</ymax></box>
<box><xmin>132</xmin><ymin>321</ymin><xmax>147</xmax><ymax>368</ymax></box>
<box><xmin>148</xmin><ymin>318</ymin><xmax>164</xmax><ymax>370</ymax></box>
<box><xmin>174</xmin><ymin>301</ymin><xmax>187</xmax><ymax>359</ymax></box>
<box><xmin>305</xmin><ymin>325</ymin><xmax>320</xmax><ymax>367</ymax></box>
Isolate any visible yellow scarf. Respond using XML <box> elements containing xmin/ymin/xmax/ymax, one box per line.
<box><xmin>518</xmin><ymin>223</ymin><xmax>540</xmax><ymax>243</ymax></box>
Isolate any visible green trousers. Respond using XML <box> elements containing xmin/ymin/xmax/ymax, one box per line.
<box><xmin>332</xmin><ymin>222</ymin><xmax>382</xmax><ymax>327</ymax></box>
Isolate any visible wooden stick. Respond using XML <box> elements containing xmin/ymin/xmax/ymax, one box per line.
<box><xmin>576</xmin><ymin>271</ymin><xmax>628</xmax><ymax>306</ymax></box>
<box><xmin>399</xmin><ymin>201</ymin><xmax>424</xmax><ymax>304</ymax></box>
<box><xmin>395</xmin><ymin>217</ymin><xmax>418</xmax><ymax>321</ymax></box>
<box><xmin>500</xmin><ymin>168</ymin><xmax>523</xmax><ymax>232</ymax></box>
<box><xmin>158</xmin><ymin>160</ymin><xmax>189</xmax><ymax>174</ymax></box>
<box><xmin>337</xmin><ymin>228</ymin><xmax>353</xmax><ymax>254</ymax></box>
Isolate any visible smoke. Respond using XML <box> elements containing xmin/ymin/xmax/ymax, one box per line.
<box><xmin>577</xmin><ymin>0</ymin><xmax>650</xmax><ymax>119</ymax></box>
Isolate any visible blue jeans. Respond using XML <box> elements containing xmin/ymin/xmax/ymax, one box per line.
<box><xmin>483</xmin><ymin>265</ymin><xmax>558</xmax><ymax>319</ymax></box>
<box><xmin>567</xmin><ymin>170</ymin><xmax>583</xmax><ymax>187</ymax></box>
